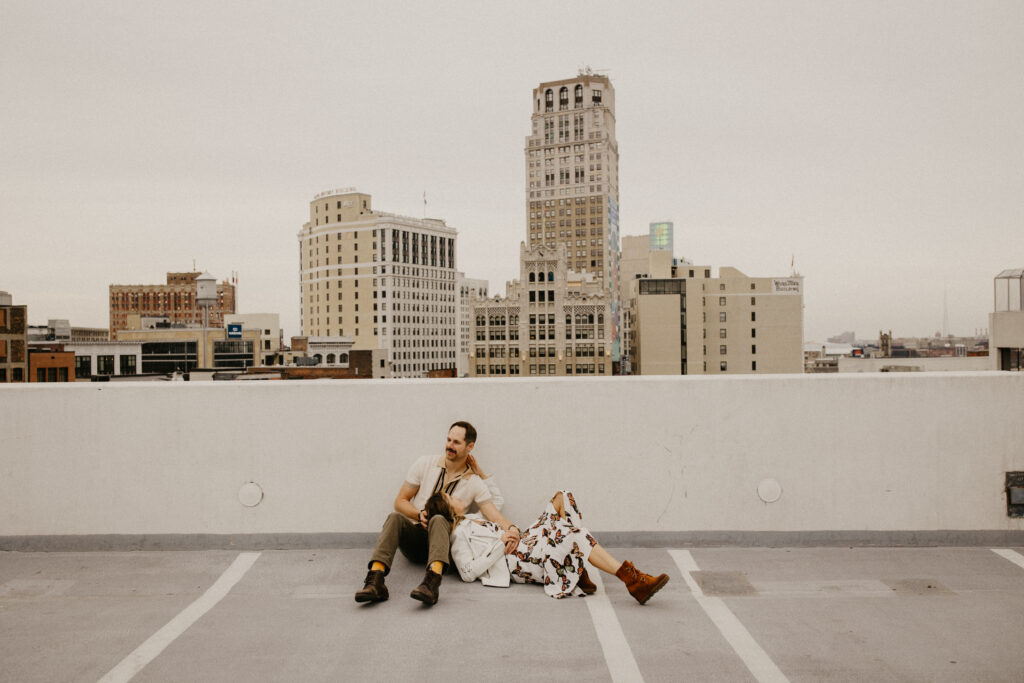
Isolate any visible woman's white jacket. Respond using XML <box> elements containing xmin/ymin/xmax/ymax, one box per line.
<box><xmin>450</xmin><ymin>517</ymin><xmax>510</xmax><ymax>587</ymax></box>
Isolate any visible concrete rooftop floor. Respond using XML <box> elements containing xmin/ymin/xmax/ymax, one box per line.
<box><xmin>2</xmin><ymin>546</ymin><xmax>1023</xmax><ymax>683</ymax></box>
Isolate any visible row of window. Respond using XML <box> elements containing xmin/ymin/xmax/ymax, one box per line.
<box><xmin>712</xmin><ymin>312</ymin><xmax>757</xmax><ymax>323</ymax></box>
<box><xmin>542</xmin><ymin>85</ymin><xmax>602</xmax><ymax>111</ymax></box>
<box><xmin>35</xmin><ymin>367</ymin><xmax>69</xmax><ymax>382</ymax></box>
<box><xmin>705</xmin><ymin>345</ymin><xmax>758</xmax><ymax>356</ymax></box>
<box><xmin>474</xmin><ymin>344</ymin><xmax>604</xmax><ymax>359</ymax></box>
<box><xmin>705</xmin><ymin>328</ymin><xmax>758</xmax><ymax>339</ymax></box>
<box><xmin>474</xmin><ymin>362</ymin><xmax>606</xmax><ymax>376</ymax></box>
<box><xmin>703</xmin><ymin>361</ymin><xmax>758</xmax><ymax>372</ymax></box>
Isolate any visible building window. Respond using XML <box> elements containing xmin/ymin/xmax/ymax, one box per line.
<box><xmin>75</xmin><ymin>356</ymin><xmax>92</xmax><ymax>378</ymax></box>
<box><xmin>719</xmin><ymin>297</ymin><xmax>726</xmax><ymax>306</ymax></box>
<box><xmin>545</xmin><ymin>89</ymin><xmax>553</xmax><ymax>112</ymax></box>
<box><xmin>97</xmin><ymin>355</ymin><xmax>115</xmax><ymax>375</ymax></box>
<box><xmin>720</xmin><ymin>361</ymin><xmax>728</xmax><ymax>371</ymax></box>
<box><xmin>752</xmin><ymin>345</ymin><xmax>757</xmax><ymax>354</ymax></box>
<box><xmin>120</xmin><ymin>355</ymin><xmax>136</xmax><ymax>375</ymax></box>
<box><xmin>719</xmin><ymin>329</ymin><xmax>727</xmax><ymax>339</ymax></box>
<box><xmin>751</xmin><ymin>312</ymin><xmax>756</xmax><ymax>322</ymax></box>
<box><xmin>720</xmin><ymin>345</ymin><xmax>727</xmax><ymax>355</ymax></box>
<box><xmin>592</xmin><ymin>89</ymin><xmax>602</xmax><ymax>105</ymax></box>
<box><xmin>751</xmin><ymin>328</ymin><xmax>756</xmax><ymax>338</ymax></box>
<box><xmin>752</xmin><ymin>361</ymin><xmax>757</xmax><ymax>371</ymax></box>
<box><xmin>719</xmin><ymin>312</ymin><xmax>727</xmax><ymax>322</ymax></box>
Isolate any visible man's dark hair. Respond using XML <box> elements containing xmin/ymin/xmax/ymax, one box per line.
<box><xmin>449</xmin><ymin>420</ymin><xmax>477</xmax><ymax>445</ymax></box>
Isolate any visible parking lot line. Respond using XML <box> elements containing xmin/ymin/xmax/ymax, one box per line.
<box><xmin>584</xmin><ymin>565</ymin><xmax>645</xmax><ymax>682</ymax></box>
<box><xmin>670</xmin><ymin>549</ymin><xmax>789</xmax><ymax>683</ymax></box>
<box><xmin>991</xmin><ymin>548</ymin><xmax>1024</xmax><ymax>571</ymax></box>
<box><xmin>97</xmin><ymin>552</ymin><xmax>261</xmax><ymax>683</ymax></box>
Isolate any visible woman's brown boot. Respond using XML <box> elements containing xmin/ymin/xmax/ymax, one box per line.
<box><xmin>577</xmin><ymin>568</ymin><xmax>597</xmax><ymax>594</ymax></box>
<box><xmin>615</xmin><ymin>560</ymin><xmax>669</xmax><ymax>605</ymax></box>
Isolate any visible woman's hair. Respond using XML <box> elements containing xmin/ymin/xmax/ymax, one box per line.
<box><xmin>425</xmin><ymin>492</ymin><xmax>462</xmax><ymax>528</ymax></box>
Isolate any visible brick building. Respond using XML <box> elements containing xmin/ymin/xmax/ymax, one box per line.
<box><xmin>0</xmin><ymin>291</ymin><xmax>28</xmax><ymax>382</ymax></box>
<box><xmin>109</xmin><ymin>272</ymin><xmax>236</xmax><ymax>339</ymax></box>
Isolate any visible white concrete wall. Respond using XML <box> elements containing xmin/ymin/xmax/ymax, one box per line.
<box><xmin>1</xmin><ymin>373</ymin><xmax>1022</xmax><ymax>538</ymax></box>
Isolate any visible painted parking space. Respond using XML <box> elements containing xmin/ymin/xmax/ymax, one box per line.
<box><xmin>2</xmin><ymin>547</ymin><xmax>1023</xmax><ymax>682</ymax></box>
<box><xmin>0</xmin><ymin>551</ymin><xmax>244</xmax><ymax>683</ymax></box>
<box><xmin>684</xmin><ymin>547</ymin><xmax>1024</xmax><ymax>682</ymax></box>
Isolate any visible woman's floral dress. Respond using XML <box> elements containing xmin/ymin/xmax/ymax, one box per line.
<box><xmin>507</xmin><ymin>489</ymin><xmax>598</xmax><ymax>598</ymax></box>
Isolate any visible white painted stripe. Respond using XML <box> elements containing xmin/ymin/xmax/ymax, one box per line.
<box><xmin>992</xmin><ymin>548</ymin><xmax>1024</xmax><ymax>571</ymax></box>
<box><xmin>584</xmin><ymin>565</ymin><xmax>645</xmax><ymax>683</ymax></box>
<box><xmin>98</xmin><ymin>552</ymin><xmax>261</xmax><ymax>683</ymax></box>
<box><xmin>669</xmin><ymin>550</ymin><xmax>789</xmax><ymax>683</ymax></box>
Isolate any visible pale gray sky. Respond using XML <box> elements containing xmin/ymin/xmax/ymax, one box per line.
<box><xmin>2</xmin><ymin>1</ymin><xmax>1021</xmax><ymax>342</ymax></box>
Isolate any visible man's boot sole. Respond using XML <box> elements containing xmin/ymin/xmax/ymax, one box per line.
<box><xmin>409</xmin><ymin>589</ymin><xmax>437</xmax><ymax>606</ymax></box>
<box><xmin>354</xmin><ymin>590</ymin><xmax>388</xmax><ymax>603</ymax></box>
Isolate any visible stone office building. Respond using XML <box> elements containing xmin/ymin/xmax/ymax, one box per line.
<box><xmin>470</xmin><ymin>243</ymin><xmax>612</xmax><ymax>377</ymax></box>
<box><xmin>526</xmin><ymin>71</ymin><xmax>623</xmax><ymax>361</ymax></box>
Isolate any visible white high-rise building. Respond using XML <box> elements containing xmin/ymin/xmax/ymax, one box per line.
<box><xmin>297</xmin><ymin>189</ymin><xmax>458</xmax><ymax>378</ymax></box>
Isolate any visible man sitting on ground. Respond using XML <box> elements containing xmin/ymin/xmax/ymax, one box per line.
<box><xmin>355</xmin><ymin>421</ymin><xmax>519</xmax><ymax>606</ymax></box>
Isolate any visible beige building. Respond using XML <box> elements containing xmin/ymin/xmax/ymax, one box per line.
<box><xmin>297</xmin><ymin>188</ymin><xmax>458</xmax><ymax>378</ymax></box>
<box><xmin>469</xmin><ymin>243</ymin><xmax>612</xmax><ymax>377</ymax></box>
<box><xmin>627</xmin><ymin>241</ymin><xmax>804</xmax><ymax>375</ymax></box>
<box><xmin>990</xmin><ymin>268</ymin><xmax>1024</xmax><ymax>371</ymax></box>
<box><xmin>116</xmin><ymin>326</ymin><xmax>260</xmax><ymax>372</ymax></box>
<box><xmin>526</xmin><ymin>72</ymin><xmax>622</xmax><ymax>361</ymax></box>
<box><xmin>223</xmin><ymin>313</ymin><xmax>283</xmax><ymax>366</ymax></box>
<box><xmin>456</xmin><ymin>274</ymin><xmax>488</xmax><ymax>377</ymax></box>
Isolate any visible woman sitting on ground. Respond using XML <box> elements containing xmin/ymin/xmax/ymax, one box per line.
<box><xmin>425</xmin><ymin>489</ymin><xmax>669</xmax><ymax>603</ymax></box>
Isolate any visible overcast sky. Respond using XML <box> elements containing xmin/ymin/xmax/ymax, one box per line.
<box><xmin>2</xmin><ymin>1</ymin><xmax>1021</xmax><ymax>342</ymax></box>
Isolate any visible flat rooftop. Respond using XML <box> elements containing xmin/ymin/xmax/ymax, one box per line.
<box><xmin>3</xmin><ymin>545</ymin><xmax>1023</xmax><ymax>682</ymax></box>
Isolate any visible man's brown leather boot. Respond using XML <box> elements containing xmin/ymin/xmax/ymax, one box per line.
<box><xmin>615</xmin><ymin>560</ymin><xmax>669</xmax><ymax>605</ymax></box>
<box><xmin>409</xmin><ymin>569</ymin><xmax>442</xmax><ymax>605</ymax></box>
<box><xmin>577</xmin><ymin>567</ymin><xmax>597</xmax><ymax>595</ymax></box>
<box><xmin>354</xmin><ymin>569</ymin><xmax>388</xmax><ymax>603</ymax></box>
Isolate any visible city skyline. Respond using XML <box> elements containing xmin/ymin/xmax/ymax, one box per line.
<box><xmin>2</xmin><ymin>1</ymin><xmax>1021</xmax><ymax>343</ymax></box>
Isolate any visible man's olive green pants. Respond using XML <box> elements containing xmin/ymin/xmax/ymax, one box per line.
<box><xmin>368</xmin><ymin>512</ymin><xmax>452</xmax><ymax>573</ymax></box>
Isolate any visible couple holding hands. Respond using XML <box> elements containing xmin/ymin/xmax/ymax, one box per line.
<box><xmin>355</xmin><ymin>421</ymin><xmax>669</xmax><ymax>606</ymax></box>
